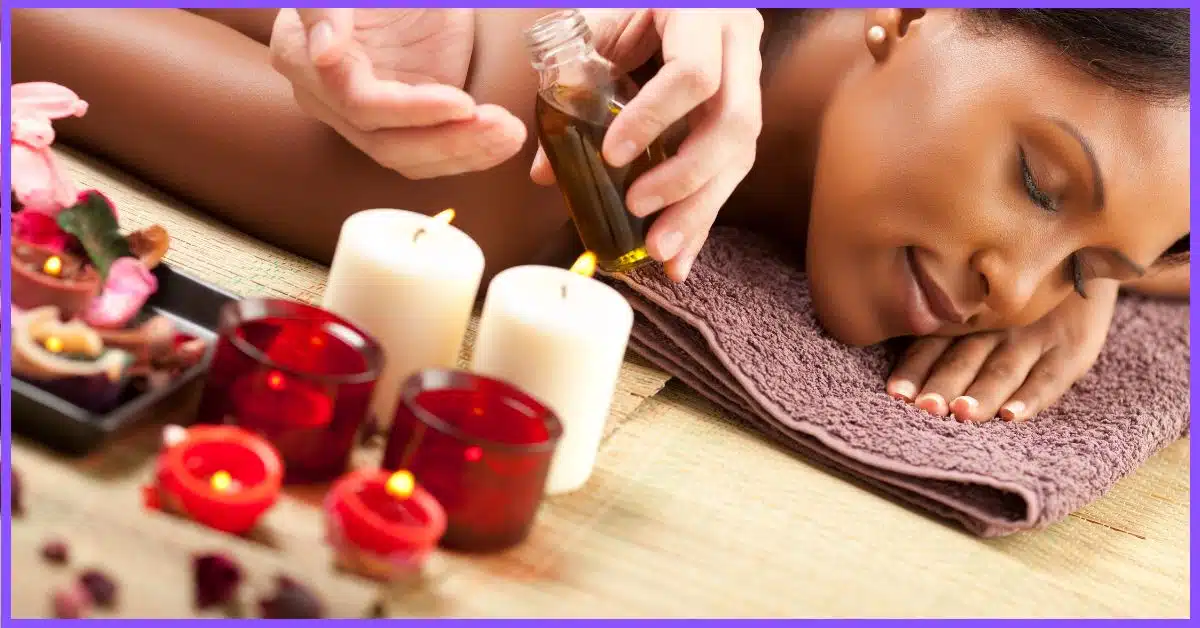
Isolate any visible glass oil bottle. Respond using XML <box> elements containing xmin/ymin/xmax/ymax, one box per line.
<box><xmin>525</xmin><ymin>9</ymin><xmax>668</xmax><ymax>274</ymax></box>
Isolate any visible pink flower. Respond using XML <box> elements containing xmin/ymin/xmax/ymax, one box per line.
<box><xmin>12</xmin><ymin>210</ymin><xmax>72</xmax><ymax>251</ymax></box>
<box><xmin>83</xmin><ymin>258</ymin><xmax>158</xmax><ymax>328</ymax></box>
<box><xmin>11</xmin><ymin>82</ymin><xmax>89</xmax><ymax>214</ymax></box>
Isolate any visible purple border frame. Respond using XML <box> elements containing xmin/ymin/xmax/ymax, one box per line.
<box><xmin>2</xmin><ymin>1</ymin><xmax>1195</xmax><ymax>622</ymax></box>
<box><xmin>3</xmin><ymin>3</ymin><xmax>12</xmax><ymax>623</ymax></box>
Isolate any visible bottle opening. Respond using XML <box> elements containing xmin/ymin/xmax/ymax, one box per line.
<box><xmin>525</xmin><ymin>9</ymin><xmax>592</xmax><ymax>69</ymax></box>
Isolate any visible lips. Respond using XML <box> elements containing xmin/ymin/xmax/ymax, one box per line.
<box><xmin>906</xmin><ymin>248</ymin><xmax>967</xmax><ymax>325</ymax></box>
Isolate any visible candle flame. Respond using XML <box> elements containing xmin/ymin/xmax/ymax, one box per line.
<box><xmin>43</xmin><ymin>256</ymin><xmax>63</xmax><ymax>277</ymax></box>
<box><xmin>266</xmin><ymin>371</ymin><xmax>286</xmax><ymax>391</ymax></box>
<box><xmin>386</xmin><ymin>470</ymin><xmax>415</xmax><ymax>500</ymax></box>
<box><xmin>211</xmin><ymin>470</ymin><xmax>233</xmax><ymax>492</ymax></box>
<box><xmin>43</xmin><ymin>336</ymin><xmax>64</xmax><ymax>353</ymax></box>
<box><xmin>569</xmin><ymin>252</ymin><xmax>598</xmax><ymax>279</ymax></box>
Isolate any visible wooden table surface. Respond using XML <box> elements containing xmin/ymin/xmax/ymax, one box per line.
<box><xmin>9</xmin><ymin>150</ymin><xmax>1190</xmax><ymax>618</ymax></box>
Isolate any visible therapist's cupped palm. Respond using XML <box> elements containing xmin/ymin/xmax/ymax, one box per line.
<box><xmin>270</xmin><ymin>8</ymin><xmax>527</xmax><ymax>179</ymax></box>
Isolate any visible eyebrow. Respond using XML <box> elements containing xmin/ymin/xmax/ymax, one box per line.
<box><xmin>1051</xmin><ymin>119</ymin><xmax>1106</xmax><ymax>210</ymax></box>
<box><xmin>1050</xmin><ymin>119</ymin><xmax>1154</xmax><ymax>277</ymax></box>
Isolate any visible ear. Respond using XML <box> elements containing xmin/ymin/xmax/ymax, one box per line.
<box><xmin>864</xmin><ymin>8</ymin><xmax>927</xmax><ymax>62</ymax></box>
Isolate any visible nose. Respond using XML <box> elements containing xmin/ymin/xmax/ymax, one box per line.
<box><xmin>970</xmin><ymin>249</ymin><xmax>1047</xmax><ymax>321</ymax></box>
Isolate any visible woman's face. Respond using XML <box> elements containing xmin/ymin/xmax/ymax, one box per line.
<box><xmin>805</xmin><ymin>11</ymin><xmax>1189</xmax><ymax>346</ymax></box>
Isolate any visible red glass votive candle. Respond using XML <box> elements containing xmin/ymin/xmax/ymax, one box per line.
<box><xmin>381</xmin><ymin>368</ymin><xmax>563</xmax><ymax>552</ymax></box>
<box><xmin>142</xmin><ymin>425</ymin><xmax>283</xmax><ymax>535</ymax></box>
<box><xmin>324</xmin><ymin>468</ymin><xmax>447</xmax><ymax>581</ymax></box>
<box><xmin>196</xmin><ymin>299</ymin><xmax>383</xmax><ymax>483</ymax></box>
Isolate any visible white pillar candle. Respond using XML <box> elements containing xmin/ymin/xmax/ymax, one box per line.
<box><xmin>471</xmin><ymin>253</ymin><xmax>633</xmax><ymax>495</ymax></box>
<box><xmin>322</xmin><ymin>208</ymin><xmax>484</xmax><ymax>426</ymax></box>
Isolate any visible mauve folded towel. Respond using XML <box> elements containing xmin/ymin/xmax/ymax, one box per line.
<box><xmin>606</xmin><ymin>227</ymin><xmax>1190</xmax><ymax>536</ymax></box>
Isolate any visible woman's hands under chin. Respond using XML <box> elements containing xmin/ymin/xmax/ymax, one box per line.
<box><xmin>885</xmin><ymin>281</ymin><xmax>1119</xmax><ymax>423</ymax></box>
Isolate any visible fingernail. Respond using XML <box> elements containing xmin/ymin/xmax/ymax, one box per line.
<box><xmin>887</xmin><ymin>380</ymin><xmax>916</xmax><ymax>402</ymax></box>
<box><xmin>309</xmin><ymin>21</ymin><xmax>335</xmax><ymax>63</ymax></box>
<box><xmin>1000</xmin><ymin>401</ymin><xmax>1025</xmax><ymax>422</ymax></box>
<box><xmin>951</xmin><ymin>396</ymin><xmax>979</xmax><ymax>421</ymax></box>
<box><xmin>630</xmin><ymin>196</ymin><xmax>664</xmax><ymax>217</ymax></box>
<box><xmin>673</xmin><ymin>255</ymin><xmax>695</xmax><ymax>282</ymax></box>
<box><xmin>656</xmin><ymin>230</ymin><xmax>684</xmax><ymax>260</ymax></box>
<box><xmin>915</xmin><ymin>392</ymin><xmax>948</xmax><ymax>416</ymax></box>
<box><xmin>608</xmin><ymin>140</ymin><xmax>639</xmax><ymax>167</ymax></box>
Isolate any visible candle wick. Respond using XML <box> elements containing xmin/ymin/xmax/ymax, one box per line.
<box><xmin>561</xmin><ymin>283</ymin><xmax>568</xmax><ymax>299</ymax></box>
<box><xmin>412</xmin><ymin>227</ymin><xmax>426</xmax><ymax>243</ymax></box>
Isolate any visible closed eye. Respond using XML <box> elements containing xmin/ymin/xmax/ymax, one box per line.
<box><xmin>1019</xmin><ymin>147</ymin><xmax>1088</xmax><ymax>298</ymax></box>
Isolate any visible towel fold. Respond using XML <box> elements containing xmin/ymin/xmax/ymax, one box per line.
<box><xmin>607</xmin><ymin>227</ymin><xmax>1189</xmax><ymax>536</ymax></box>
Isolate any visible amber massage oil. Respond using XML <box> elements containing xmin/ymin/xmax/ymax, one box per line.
<box><xmin>525</xmin><ymin>10</ymin><xmax>667</xmax><ymax>273</ymax></box>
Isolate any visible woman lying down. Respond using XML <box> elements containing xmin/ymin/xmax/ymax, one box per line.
<box><xmin>13</xmin><ymin>7</ymin><xmax>1189</xmax><ymax>423</ymax></box>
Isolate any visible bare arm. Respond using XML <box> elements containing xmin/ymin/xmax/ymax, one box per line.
<box><xmin>12</xmin><ymin>8</ymin><xmax>573</xmax><ymax>279</ymax></box>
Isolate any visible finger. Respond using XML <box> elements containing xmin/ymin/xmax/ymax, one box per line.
<box><xmin>530</xmin><ymin>142</ymin><xmax>557</xmax><ymax>185</ymax></box>
<box><xmin>918</xmin><ymin>334</ymin><xmax>1003</xmax><ymax>420</ymax></box>
<box><xmin>296</xmin><ymin>8</ymin><xmax>356</xmax><ymax>67</ymax></box>
<box><xmin>624</xmin><ymin>15</ymin><xmax>762</xmax><ymax>219</ymax></box>
<box><xmin>313</xmin><ymin>56</ymin><xmax>477</xmax><ymax>132</ymax></box>
<box><xmin>997</xmin><ymin>349</ymin><xmax>1073</xmax><ymax>423</ymax></box>
<box><xmin>887</xmin><ymin>336</ymin><xmax>953</xmax><ymax>408</ymax></box>
<box><xmin>299</xmin><ymin>94</ymin><xmax>526</xmax><ymax>178</ymax></box>
<box><xmin>622</xmin><ymin>115</ymin><xmax>727</xmax><ymax>219</ymax></box>
<box><xmin>382</xmin><ymin>104</ymin><xmax>529</xmax><ymax>178</ymax></box>
<box><xmin>603</xmin><ymin>11</ymin><xmax>723</xmax><ymax>168</ymax></box>
<box><xmin>956</xmin><ymin>338</ymin><xmax>1047</xmax><ymax>422</ymax></box>
<box><xmin>651</xmin><ymin>166</ymin><xmax>744</xmax><ymax>281</ymax></box>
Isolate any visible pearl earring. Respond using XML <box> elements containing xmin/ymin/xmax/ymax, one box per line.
<box><xmin>867</xmin><ymin>25</ymin><xmax>887</xmax><ymax>44</ymax></box>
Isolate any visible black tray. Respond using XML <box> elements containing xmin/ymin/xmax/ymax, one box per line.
<box><xmin>12</xmin><ymin>264</ymin><xmax>237</xmax><ymax>455</ymax></box>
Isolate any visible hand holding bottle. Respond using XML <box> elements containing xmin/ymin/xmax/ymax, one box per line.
<box><xmin>269</xmin><ymin>8</ymin><xmax>527</xmax><ymax>180</ymax></box>
<box><xmin>531</xmin><ymin>9</ymin><xmax>766</xmax><ymax>281</ymax></box>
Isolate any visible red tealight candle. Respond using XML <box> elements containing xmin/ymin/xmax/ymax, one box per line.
<box><xmin>142</xmin><ymin>425</ymin><xmax>283</xmax><ymax>535</ymax></box>
<box><xmin>382</xmin><ymin>369</ymin><xmax>563</xmax><ymax>553</ymax></box>
<box><xmin>323</xmin><ymin>468</ymin><xmax>447</xmax><ymax>581</ymax></box>
<box><xmin>196</xmin><ymin>299</ymin><xmax>383</xmax><ymax>483</ymax></box>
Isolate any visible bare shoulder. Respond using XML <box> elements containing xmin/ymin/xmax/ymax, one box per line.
<box><xmin>467</xmin><ymin>10</ymin><xmax>561</xmax><ymax>126</ymax></box>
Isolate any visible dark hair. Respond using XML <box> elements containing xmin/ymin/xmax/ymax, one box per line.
<box><xmin>967</xmin><ymin>9</ymin><xmax>1190</xmax><ymax>104</ymax></box>
<box><xmin>761</xmin><ymin>9</ymin><xmax>1190</xmax><ymax>103</ymax></box>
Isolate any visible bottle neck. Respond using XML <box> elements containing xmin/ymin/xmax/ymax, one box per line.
<box><xmin>525</xmin><ymin>10</ymin><xmax>595</xmax><ymax>72</ymax></box>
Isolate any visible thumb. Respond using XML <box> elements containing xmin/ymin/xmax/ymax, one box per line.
<box><xmin>296</xmin><ymin>8</ymin><xmax>355</xmax><ymax>67</ymax></box>
<box><xmin>529</xmin><ymin>143</ymin><xmax>557</xmax><ymax>186</ymax></box>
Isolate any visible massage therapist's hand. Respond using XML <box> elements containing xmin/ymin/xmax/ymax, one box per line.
<box><xmin>270</xmin><ymin>8</ymin><xmax>526</xmax><ymax>179</ymax></box>
<box><xmin>886</xmin><ymin>282</ymin><xmax>1119</xmax><ymax>423</ymax></box>
<box><xmin>529</xmin><ymin>9</ymin><xmax>766</xmax><ymax>282</ymax></box>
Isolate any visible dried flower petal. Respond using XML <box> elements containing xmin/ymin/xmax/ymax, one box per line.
<box><xmin>258</xmin><ymin>575</ymin><xmax>325</xmax><ymax>619</ymax></box>
<box><xmin>193</xmin><ymin>553</ymin><xmax>243</xmax><ymax>610</ymax></box>
<box><xmin>79</xmin><ymin>569</ymin><xmax>118</xmax><ymax>609</ymax></box>
<box><xmin>52</xmin><ymin>582</ymin><xmax>92</xmax><ymax>618</ymax></box>
<box><xmin>41</xmin><ymin>539</ymin><xmax>69</xmax><ymax>565</ymax></box>
<box><xmin>13</xmin><ymin>210</ymin><xmax>72</xmax><ymax>251</ymax></box>
<box><xmin>82</xmin><ymin>257</ymin><xmax>158</xmax><ymax>329</ymax></box>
